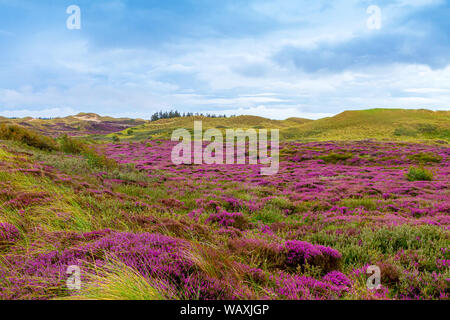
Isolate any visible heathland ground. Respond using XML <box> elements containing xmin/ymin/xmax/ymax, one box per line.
<box><xmin>0</xmin><ymin>108</ymin><xmax>448</xmax><ymax>300</ymax></box>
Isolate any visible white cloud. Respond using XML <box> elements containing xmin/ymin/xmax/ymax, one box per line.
<box><xmin>403</xmin><ymin>88</ymin><xmax>449</xmax><ymax>94</ymax></box>
<box><xmin>0</xmin><ymin>107</ymin><xmax>76</xmax><ymax>118</ymax></box>
<box><xmin>0</xmin><ymin>1</ymin><xmax>449</xmax><ymax>119</ymax></box>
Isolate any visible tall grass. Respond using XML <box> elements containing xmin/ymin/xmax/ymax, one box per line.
<box><xmin>63</xmin><ymin>260</ymin><xmax>177</xmax><ymax>300</ymax></box>
<box><xmin>58</xmin><ymin>134</ymin><xmax>117</xmax><ymax>170</ymax></box>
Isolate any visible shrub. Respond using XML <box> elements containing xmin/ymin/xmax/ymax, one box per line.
<box><xmin>284</xmin><ymin>240</ymin><xmax>342</xmax><ymax>274</ymax></box>
<box><xmin>393</xmin><ymin>127</ymin><xmax>417</xmax><ymax>137</ymax></box>
<box><xmin>416</xmin><ymin>123</ymin><xmax>437</xmax><ymax>134</ymax></box>
<box><xmin>112</xmin><ymin>135</ymin><xmax>120</xmax><ymax>142</ymax></box>
<box><xmin>408</xmin><ymin>152</ymin><xmax>442</xmax><ymax>164</ymax></box>
<box><xmin>0</xmin><ymin>222</ymin><xmax>21</xmax><ymax>243</ymax></box>
<box><xmin>361</xmin><ymin>225</ymin><xmax>444</xmax><ymax>254</ymax></box>
<box><xmin>322</xmin><ymin>271</ymin><xmax>351</xmax><ymax>288</ymax></box>
<box><xmin>127</xmin><ymin>129</ymin><xmax>134</xmax><ymax>135</ymax></box>
<box><xmin>319</xmin><ymin>152</ymin><xmax>353</xmax><ymax>163</ymax></box>
<box><xmin>205</xmin><ymin>210</ymin><xmax>250</xmax><ymax>230</ymax></box>
<box><xmin>377</xmin><ymin>262</ymin><xmax>400</xmax><ymax>285</ymax></box>
<box><xmin>406</xmin><ymin>166</ymin><xmax>433</xmax><ymax>181</ymax></box>
<box><xmin>84</xmin><ymin>147</ymin><xmax>117</xmax><ymax>170</ymax></box>
<box><xmin>228</xmin><ymin>238</ymin><xmax>284</xmax><ymax>268</ymax></box>
<box><xmin>58</xmin><ymin>134</ymin><xmax>85</xmax><ymax>154</ymax></box>
<box><xmin>57</xmin><ymin>134</ymin><xmax>117</xmax><ymax>169</ymax></box>
<box><xmin>0</xmin><ymin>124</ymin><xmax>57</xmax><ymax>151</ymax></box>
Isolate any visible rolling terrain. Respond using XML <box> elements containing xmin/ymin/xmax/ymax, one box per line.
<box><xmin>2</xmin><ymin>109</ymin><xmax>449</xmax><ymax>143</ymax></box>
<box><xmin>0</xmin><ymin>108</ymin><xmax>448</xmax><ymax>300</ymax></box>
<box><xmin>101</xmin><ymin>109</ymin><xmax>450</xmax><ymax>143</ymax></box>
<box><xmin>0</xmin><ymin>112</ymin><xmax>146</xmax><ymax>137</ymax></box>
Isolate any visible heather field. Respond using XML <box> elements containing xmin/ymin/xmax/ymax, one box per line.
<box><xmin>0</xmin><ymin>125</ymin><xmax>449</xmax><ymax>300</ymax></box>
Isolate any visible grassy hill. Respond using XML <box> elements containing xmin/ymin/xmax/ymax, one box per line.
<box><xmin>1</xmin><ymin>109</ymin><xmax>448</xmax><ymax>143</ymax></box>
<box><xmin>0</xmin><ymin>113</ymin><xmax>146</xmax><ymax>137</ymax></box>
<box><xmin>282</xmin><ymin>109</ymin><xmax>450</xmax><ymax>142</ymax></box>
<box><xmin>100</xmin><ymin>115</ymin><xmax>312</xmax><ymax>141</ymax></box>
<box><xmin>102</xmin><ymin>109</ymin><xmax>449</xmax><ymax>143</ymax></box>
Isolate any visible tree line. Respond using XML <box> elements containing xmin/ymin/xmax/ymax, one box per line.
<box><xmin>150</xmin><ymin>110</ymin><xmax>233</xmax><ymax>121</ymax></box>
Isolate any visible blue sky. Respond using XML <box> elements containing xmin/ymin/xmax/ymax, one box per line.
<box><xmin>0</xmin><ymin>0</ymin><xmax>449</xmax><ymax>119</ymax></box>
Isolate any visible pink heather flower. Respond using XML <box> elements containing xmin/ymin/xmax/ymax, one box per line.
<box><xmin>0</xmin><ymin>223</ymin><xmax>20</xmax><ymax>243</ymax></box>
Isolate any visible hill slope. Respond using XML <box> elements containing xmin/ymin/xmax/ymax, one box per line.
<box><xmin>102</xmin><ymin>115</ymin><xmax>312</xmax><ymax>141</ymax></box>
<box><xmin>2</xmin><ymin>109</ymin><xmax>448</xmax><ymax>143</ymax></box>
<box><xmin>103</xmin><ymin>109</ymin><xmax>449</xmax><ymax>143</ymax></box>
<box><xmin>0</xmin><ymin>113</ymin><xmax>146</xmax><ymax>137</ymax></box>
<box><xmin>283</xmin><ymin>109</ymin><xmax>449</xmax><ymax>142</ymax></box>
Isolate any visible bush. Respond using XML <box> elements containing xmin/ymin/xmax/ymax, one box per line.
<box><xmin>361</xmin><ymin>225</ymin><xmax>443</xmax><ymax>254</ymax></box>
<box><xmin>58</xmin><ymin>134</ymin><xmax>117</xmax><ymax>170</ymax></box>
<box><xmin>127</xmin><ymin>129</ymin><xmax>134</xmax><ymax>135</ymax></box>
<box><xmin>58</xmin><ymin>134</ymin><xmax>85</xmax><ymax>154</ymax></box>
<box><xmin>228</xmin><ymin>238</ymin><xmax>284</xmax><ymax>268</ymax></box>
<box><xmin>205</xmin><ymin>210</ymin><xmax>250</xmax><ymax>230</ymax></box>
<box><xmin>377</xmin><ymin>262</ymin><xmax>400</xmax><ymax>285</ymax></box>
<box><xmin>319</xmin><ymin>152</ymin><xmax>353</xmax><ymax>164</ymax></box>
<box><xmin>406</xmin><ymin>166</ymin><xmax>433</xmax><ymax>181</ymax></box>
<box><xmin>0</xmin><ymin>124</ymin><xmax>58</xmax><ymax>151</ymax></box>
<box><xmin>284</xmin><ymin>240</ymin><xmax>342</xmax><ymax>274</ymax></box>
<box><xmin>416</xmin><ymin>123</ymin><xmax>437</xmax><ymax>134</ymax></box>
<box><xmin>393</xmin><ymin>127</ymin><xmax>417</xmax><ymax>137</ymax></box>
<box><xmin>83</xmin><ymin>147</ymin><xmax>117</xmax><ymax>170</ymax></box>
<box><xmin>112</xmin><ymin>135</ymin><xmax>120</xmax><ymax>142</ymax></box>
<box><xmin>0</xmin><ymin>222</ymin><xmax>21</xmax><ymax>243</ymax></box>
<box><xmin>408</xmin><ymin>152</ymin><xmax>442</xmax><ymax>164</ymax></box>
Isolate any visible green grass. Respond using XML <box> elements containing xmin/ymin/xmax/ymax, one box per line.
<box><xmin>2</xmin><ymin>109</ymin><xmax>449</xmax><ymax>143</ymax></box>
<box><xmin>64</xmin><ymin>260</ymin><xmax>176</xmax><ymax>300</ymax></box>
<box><xmin>406</xmin><ymin>166</ymin><xmax>434</xmax><ymax>181</ymax></box>
<box><xmin>408</xmin><ymin>152</ymin><xmax>442</xmax><ymax>164</ymax></box>
<box><xmin>1</xmin><ymin>109</ymin><xmax>449</xmax><ymax>300</ymax></box>
<box><xmin>319</xmin><ymin>152</ymin><xmax>354</xmax><ymax>163</ymax></box>
<box><xmin>86</xmin><ymin>109</ymin><xmax>450</xmax><ymax>143</ymax></box>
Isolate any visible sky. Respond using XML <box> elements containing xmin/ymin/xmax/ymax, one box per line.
<box><xmin>0</xmin><ymin>0</ymin><xmax>449</xmax><ymax>120</ymax></box>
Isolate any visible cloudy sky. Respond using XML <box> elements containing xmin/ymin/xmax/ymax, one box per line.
<box><xmin>0</xmin><ymin>0</ymin><xmax>449</xmax><ymax>119</ymax></box>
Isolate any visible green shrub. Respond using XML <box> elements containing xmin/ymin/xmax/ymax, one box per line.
<box><xmin>393</xmin><ymin>127</ymin><xmax>417</xmax><ymax>137</ymax></box>
<box><xmin>58</xmin><ymin>134</ymin><xmax>85</xmax><ymax>154</ymax></box>
<box><xmin>319</xmin><ymin>152</ymin><xmax>353</xmax><ymax>163</ymax></box>
<box><xmin>339</xmin><ymin>198</ymin><xmax>378</xmax><ymax>210</ymax></box>
<box><xmin>416</xmin><ymin>123</ymin><xmax>437</xmax><ymax>134</ymax></box>
<box><xmin>57</xmin><ymin>134</ymin><xmax>117</xmax><ymax>170</ymax></box>
<box><xmin>406</xmin><ymin>166</ymin><xmax>433</xmax><ymax>181</ymax></box>
<box><xmin>408</xmin><ymin>152</ymin><xmax>442</xmax><ymax>164</ymax></box>
<box><xmin>361</xmin><ymin>224</ymin><xmax>444</xmax><ymax>254</ymax></box>
<box><xmin>112</xmin><ymin>135</ymin><xmax>120</xmax><ymax>142</ymax></box>
<box><xmin>127</xmin><ymin>129</ymin><xmax>134</xmax><ymax>135</ymax></box>
<box><xmin>84</xmin><ymin>147</ymin><xmax>117</xmax><ymax>170</ymax></box>
<box><xmin>0</xmin><ymin>124</ymin><xmax>58</xmax><ymax>151</ymax></box>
